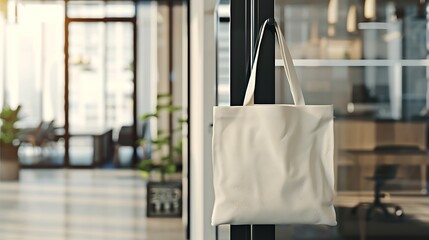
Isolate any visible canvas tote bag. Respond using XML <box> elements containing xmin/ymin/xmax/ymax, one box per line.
<box><xmin>211</xmin><ymin>19</ymin><xmax>336</xmax><ymax>226</ymax></box>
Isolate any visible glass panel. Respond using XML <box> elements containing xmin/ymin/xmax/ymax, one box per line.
<box><xmin>67</xmin><ymin>0</ymin><xmax>105</xmax><ymax>18</ymax></box>
<box><xmin>105</xmin><ymin>1</ymin><xmax>135</xmax><ymax>17</ymax></box>
<box><xmin>134</xmin><ymin>2</ymin><xmax>188</xmax><ymax>171</ymax></box>
<box><xmin>4</xmin><ymin>2</ymin><xmax>65</xmax><ymax>128</ymax></box>
<box><xmin>274</xmin><ymin>0</ymin><xmax>429</xmax><ymax>239</ymax></box>
<box><xmin>67</xmin><ymin>0</ymin><xmax>135</xmax><ymax>18</ymax></box>
<box><xmin>275</xmin><ymin>0</ymin><xmax>428</xmax><ymax>60</ymax></box>
<box><xmin>216</xmin><ymin>4</ymin><xmax>230</xmax><ymax>106</ymax></box>
<box><xmin>276</xmin><ymin>66</ymin><xmax>398</xmax><ymax>118</ymax></box>
<box><xmin>403</xmin><ymin>66</ymin><xmax>428</xmax><ymax>119</ymax></box>
<box><xmin>1</xmin><ymin>1</ymin><xmax>65</xmax><ymax>166</ymax></box>
<box><xmin>106</xmin><ymin>23</ymin><xmax>134</xmax><ymax>137</ymax></box>
<box><xmin>68</xmin><ymin>22</ymin><xmax>134</xmax><ymax>166</ymax></box>
<box><xmin>68</xmin><ymin>22</ymin><xmax>105</xmax><ymax>135</ymax></box>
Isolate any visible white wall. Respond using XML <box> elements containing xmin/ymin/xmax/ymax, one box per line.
<box><xmin>189</xmin><ymin>0</ymin><xmax>217</xmax><ymax>239</ymax></box>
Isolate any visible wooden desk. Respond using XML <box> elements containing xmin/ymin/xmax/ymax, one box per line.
<box><xmin>70</xmin><ymin>129</ymin><xmax>113</xmax><ymax>167</ymax></box>
<box><xmin>339</xmin><ymin>149</ymin><xmax>429</xmax><ymax>194</ymax></box>
<box><xmin>335</xmin><ymin>120</ymin><xmax>428</xmax><ymax>194</ymax></box>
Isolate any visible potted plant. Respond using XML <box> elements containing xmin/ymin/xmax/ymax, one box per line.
<box><xmin>138</xmin><ymin>93</ymin><xmax>186</xmax><ymax>217</ymax></box>
<box><xmin>0</xmin><ymin>105</ymin><xmax>21</xmax><ymax>181</ymax></box>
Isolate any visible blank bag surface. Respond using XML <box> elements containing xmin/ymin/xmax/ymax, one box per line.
<box><xmin>211</xmin><ymin>19</ymin><xmax>336</xmax><ymax>226</ymax></box>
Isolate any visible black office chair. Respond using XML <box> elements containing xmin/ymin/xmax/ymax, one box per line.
<box><xmin>352</xmin><ymin>164</ymin><xmax>404</xmax><ymax>220</ymax></box>
<box><xmin>113</xmin><ymin>126</ymin><xmax>134</xmax><ymax>166</ymax></box>
<box><xmin>117</xmin><ymin>126</ymin><xmax>135</xmax><ymax>146</ymax></box>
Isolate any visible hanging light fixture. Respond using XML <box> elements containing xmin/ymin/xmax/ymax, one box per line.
<box><xmin>327</xmin><ymin>0</ymin><xmax>338</xmax><ymax>24</ymax></box>
<box><xmin>364</xmin><ymin>0</ymin><xmax>377</xmax><ymax>20</ymax></box>
<box><xmin>347</xmin><ymin>4</ymin><xmax>357</xmax><ymax>32</ymax></box>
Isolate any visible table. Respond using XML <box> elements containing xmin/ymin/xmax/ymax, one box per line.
<box><xmin>69</xmin><ymin>128</ymin><xmax>114</xmax><ymax>167</ymax></box>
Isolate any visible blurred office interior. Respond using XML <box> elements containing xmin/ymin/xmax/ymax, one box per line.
<box><xmin>1</xmin><ymin>0</ymin><xmax>429</xmax><ymax>239</ymax></box>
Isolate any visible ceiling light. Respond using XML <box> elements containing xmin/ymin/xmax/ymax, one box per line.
<box><xmin>364</xmin><ymin>0</ymin><xmax>376</xmax><ymax>20</ymax></box>
<box><xmin>347</xmin><ymin>5</ymin><xmax>357</xmax><ymax>32</ymax></box>
<box><xmin>328</xmin><ymin>0</ymin><xmax>338</xmax><ymax>24</ymax></box>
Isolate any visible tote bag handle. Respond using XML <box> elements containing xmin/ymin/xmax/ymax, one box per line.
<box><xmin>243</xmin><ymin>18</ymin><xmax>305</xmax><ymax>106</ymax></box>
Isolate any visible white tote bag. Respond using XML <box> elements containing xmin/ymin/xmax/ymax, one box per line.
<box><xmin>211</xmin><ymin>19</ymin><xmax>336</xmax><ymax>226</ymax></box>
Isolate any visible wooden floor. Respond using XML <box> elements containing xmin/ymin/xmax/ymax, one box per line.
<box><xmin>0</xmin><ymin>170</ymin><xmax>185</xmax><ymax>240</ymax></box>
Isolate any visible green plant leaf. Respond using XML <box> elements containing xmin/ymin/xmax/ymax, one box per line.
<box><xmin>173</xmin><ymin>146</ymin><xmax>182</xmax><ymax>154</ymax></box>
<box><xmin>140</xmin><ymin>113</ymin><xmax>158</xmax><ymax>121</ymax></box>
<box><xmin>178</xmin><ymin>118</ymin><xmax>187</xmax><ymax>123</ymax></box>
<box><xmin>168</xmin><ymin>106</ymin><xmax>182</xmax><ymax>112</ymax></box>
<box><xmin>139</xmin><ymin>171</ymin><xmax>150</xmax><ymax>179</ymax></box>
<box><xmin>156</xmin><ymin>104</ymin><xmax>169</xmax><ymax>110</ymax></box>
<box><xmin>157</xmin><ymin>93</ymin><xmax>172</xmax><ymax>99</ymax></box>
<box><xmin>163</xmin><ymin>163</ymin><xmax>176</xmax><ymax>174</ymax></box>
<box><xmin>137</xmin><ymin>159</ymin><xmax>153</xmax><ymax>172</ymax></box>
<box><xmin>152</xmin><ymin>138</ymin><xmax>169</xmax><ymax>145</ymax></box>
<box><xmin>0</xmin><ymin>105</ymin><xmax>21</xmax><ymax>144</ymax></box>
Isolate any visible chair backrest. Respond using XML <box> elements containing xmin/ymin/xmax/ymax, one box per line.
<box><xmin>142</xmin><ymin>121</ymin><xmax>147</xmax><ymax>137</ymax></box>
<box><xmin>117</xmin><ymin>126</ymin><xmax>134</xmax><ymax>146</ymax></box>
<box><xmin>373</xmin><ymin>164</ymin><xmax>398</xmax><ymax>180</ymax></box>
<box><xmin>35</xmin><ymin>120</ymin><xmax>55</xmax><ymax>146</ymax></box>
<box><xmin>45</xmin><ymin>120</ymin><xmax>55</xmax><ymax>137</ymax></box>
<box><xmin>34</xmin><ymin>121</ymin><xmax>50</xmax><ymax>145</ymax></box>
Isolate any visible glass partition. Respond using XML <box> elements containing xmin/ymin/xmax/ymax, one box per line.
<box><xmin>217</xmin><ymin>0</ymin><xmax>429</xmax><ymax>238</ymax></box>
<box><xmin>67</xmin><ymin>0</ymin><xmax>135</xmax><ymax>18</ymax></box>
<box><xmin>68</xmin><ymin>21</ymin><xmax>134</xmax><ymax>166</ymax></box>
<box><xmin>1</xmin><ymin>1</ymin><xmax>65</xmax><ymax>166</ymax></box>
<box><xmin>274</xmin><ymin>0</ymin><xmax>429</xmax><ymax>239</ymax></box>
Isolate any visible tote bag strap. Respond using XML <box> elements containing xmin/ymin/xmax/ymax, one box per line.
<box><xmin>243</xmin><ymin>18</ymin><xmax>305</xmax><ymax>106</ymax></box>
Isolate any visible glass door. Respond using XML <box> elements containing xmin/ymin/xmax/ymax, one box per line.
<box><xmin>65</xmin><ymin>1</ymin><xmax>136</xmax><ymax>168</ymax></box>
<box><xmin>67</xmin><ymin>21</ymin><xmax>135</xmax><ymax>167</ymax></box>
<box><xmin>1</xmin><ymin>1</ymin><xmax>66</xmax><ymax>168</ymax></box>
<box><xmin>225</xmin><ymin>0</ymin><xmax>429</xmax><ymax>239</ymax></box>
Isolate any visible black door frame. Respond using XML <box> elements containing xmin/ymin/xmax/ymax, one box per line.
<box><xmin>64</xmin><ymin>0</ymin><xmax>138</xmax><ymax>168</ymax></box>
<box><xmin>230</xmin><ymin>0</ymin><xmax>275</xmax><ymax>239</ymax></box>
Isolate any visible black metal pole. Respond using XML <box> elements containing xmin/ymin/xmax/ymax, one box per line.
<box><xmin>252</xmin><ymin>1</ymin><xmax>275</xmax><ymax>239</ymax></box>
<box><xmin>230</xmin><ymin>0</ymin><xmax>275</xmax><ymax>239</ymax></box>
<box><xmin>253</xmin><ymin>0</ymin><xmax>275</xmax><ymax>105</ymax></box>
<box><xmin>186</xmin><ymin>0</ymin><xmax>191</xmax><ymax>238</ymax></box>
<box><xmin>253</xmin><ymin>225</ymin><xmax>275</xmax><ymax>240</ymax></box>
<box><xmin>230</xmin><ymin>0</ymin><xmax>250</xmax><ymax>107</ymax></box>
<box><xmin>231</xmin><ymin>225</ymin><xmax>251</xmax><ymax>240</ymax></box>
<box><xmin>230</xmin><ymin>0</ymin><xmax>251</xmax><ymax>238</ymax></box>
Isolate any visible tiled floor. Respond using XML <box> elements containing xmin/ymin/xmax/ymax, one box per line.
<box><xmin>2</xmin><ymin>170</ymin><xmax>429</xmax><ymax>240</ymax></box>
<box><xmin>0</xmin><ymin>170</ymin><xmax>185</xmax><ymax>240</ymax></box>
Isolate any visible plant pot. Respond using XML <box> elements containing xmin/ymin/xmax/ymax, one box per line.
<box><xmin>0</xmin><ymin>143</ymin><xmax>20</xmax><ymax>181</ymax></box>
<box><xmin>146</xmin><ymin>181</ymin><xmax>182</xmax><ymax>217</ymax></box>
